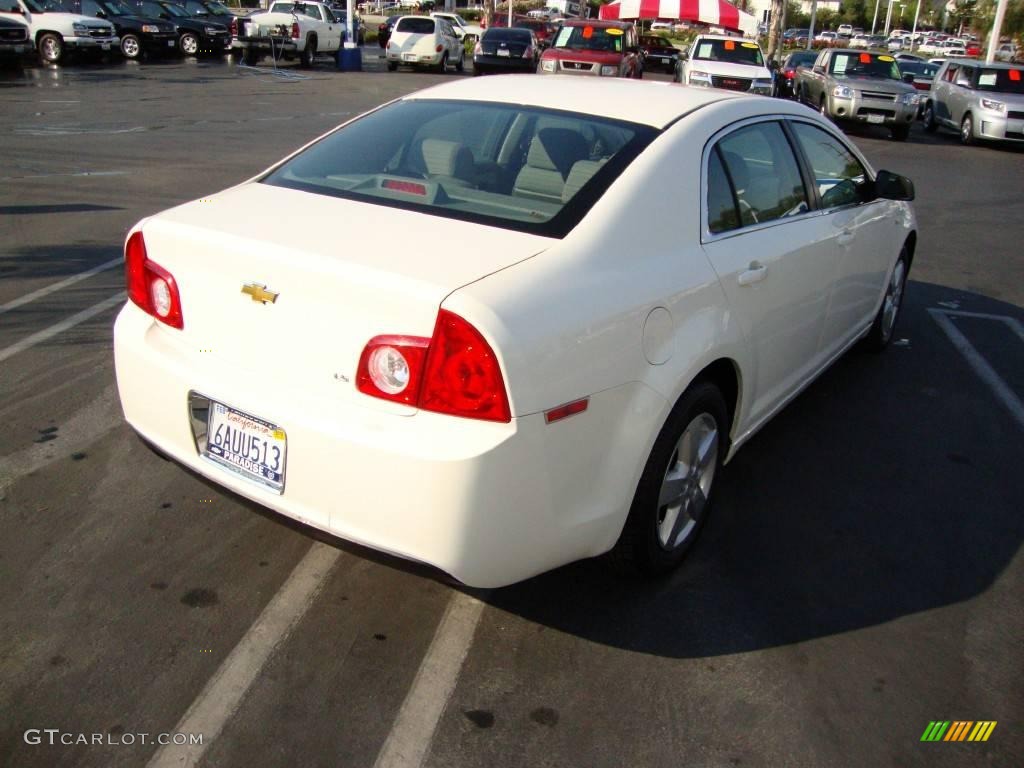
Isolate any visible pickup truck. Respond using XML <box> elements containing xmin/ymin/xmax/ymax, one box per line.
<box><xmin>0</xmin><ymin>0</ymin><xmax>118</xmax><ymax>64</ymax></box>
<box><xmin>797</xmin><ymin>48</ymin><xmax>920</xmax><ymax>140</ymax></box>
<box><xmin>232</xmin><ymin>0</ymin><xmax>342</xmax><ymax>67</ymax></box>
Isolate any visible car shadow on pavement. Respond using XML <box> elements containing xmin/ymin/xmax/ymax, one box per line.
<box><xmin>478</xmin><ymin>281</ymin><xmax>1024</xmax><ymax>658</ymax></box>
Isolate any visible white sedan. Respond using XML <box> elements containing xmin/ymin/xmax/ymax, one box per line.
<box><xmin>114</xmin><ymin>77</ymin><xmax>917</xmax><ymax>588</ymax></box>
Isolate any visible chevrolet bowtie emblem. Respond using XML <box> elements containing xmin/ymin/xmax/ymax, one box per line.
<box><xmin>241</xmin><ymin>283</ymin><xmax>278</xmax><ymax>305</ymax></box>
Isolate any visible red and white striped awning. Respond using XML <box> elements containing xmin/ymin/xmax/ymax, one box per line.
<box><xmin>598</xmin><ymin>0</ymin><xmax>758</xmax><ymax>36</ymax></box>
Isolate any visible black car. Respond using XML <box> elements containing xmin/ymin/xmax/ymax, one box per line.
<box><xmin>130</xmin><ymin>0</ymin><xmax>230</xmax><ymax>55</ymax></box>
<box><xmin>472</xmin><ymin>26</ymin><xmax>537</xmax><ymax>76</ymax></box>
<box><xmin>775</xmin><ymin>50</ymin><xmax>817</xmax><ymax>98</ymax></box>
<box><xmin>61</xmin><ymin>0</ymin><xmax>178</xmax><ymax>59</ymax></box>
<box><xmin>0</xmin><ymin>14</ymin><xmax>32</xmax><ymax>67</ymax></box>
<box><xmin>179</xmin><ymin>0</ymin><xmax>239</xmax><ymax>45</ymax></box>
<box><xmin>637</xmin><ymin>34</ymin><xmax>677</xmax><ymax>73</ymax></box>
<box><xmin>377</xmin><ymin>13</ymin><xmax>399</xmax><ymax>48</ymax></box>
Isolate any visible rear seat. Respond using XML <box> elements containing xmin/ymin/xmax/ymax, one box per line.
<box><xmin>513</xmin><ymin>128</ymin><xmax>590</xmax><ymax>202</ymax></box>
<box><xmin>561</xmin><ymin>159</ymin><xmax>607</xmax><ymax>203</ymax></box>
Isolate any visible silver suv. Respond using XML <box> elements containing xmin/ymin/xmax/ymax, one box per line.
<box><xmin>923</xmin><ymin>59</ymin><xmax>1024</xmax><ymax>145</ymax></box>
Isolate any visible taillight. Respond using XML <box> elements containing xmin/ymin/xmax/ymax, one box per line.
<box><xmin>229</xmin><ymin>17</ymin><xmax>236</xmax><ymax>36</ymax></box>
<box><xmin>784</xmin><ymin>69</ymin><xmax>795</xmax><ymax>79</ymax></box>
<box><xmin>435</xmin><ymin>44</ymin><xmax>443</xmax><ymax>52</ymax></box>
<box><xmin>356</xmin><ymin>310</ymin><xmax>511</xmax><ymax>423</ymax></box>
<box><xmin>125</xmin><ymin>231</ymin><xmax>184</xmax><ymax>329</ymax></box>
<box><xmin>291</xmin><ymin>22</ymin><xmax>299</xmax><ymax>39</ymax></box>
<box><xmin>522</xmin><ymin>45</ymin><xmax>532</xmax><ymax>59</ymax></box>
<box><xmin>356</xmin><ymin>336</ymin><xmax>429</xmax><ymax>405</ymax></box>
<box><xmin>473</xmin><ymin>41</ymin><xmax>481</xmax><ymax>55</ymax></box>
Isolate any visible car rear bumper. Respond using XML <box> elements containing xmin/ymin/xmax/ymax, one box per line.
<box><xmin>472</xmin><ymin>54</ymin><xmax>534</xmax><ymax>73</ymax></box>
<box><xmin>113</xmin><ymin>303</ymin><xmax>641</xmax><ymax>587</ymax></box>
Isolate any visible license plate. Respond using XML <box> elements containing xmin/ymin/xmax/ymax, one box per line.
<box><xmin>204</xmin><ymin>401</ymin><xmax>286</xmax><ymax>493</ymax></box>
<box><xmin>867</xmin><ymin>114</ymin><xmax>885</xmax><ymax>124</ymax></box>
<box><xmin>15</xmin><ymin>44</ymin><xmax>24</xmax><ymax>52</ymax></box>
<box><xmin>497</xmin><ymin>48</ymin><xmax>510</xmax><ymax>57</ymax></box>
<box><xmin>403</xmin><ymin>52</ymin><xmax>416</xmax><ymax>61</ymax></box>
<box><xmin>101</xmin><ymin>43</ymin><xmax>110</xmax><ymax>50</ymax></box>
<box><xmin>168</xmin><ymin>40</ymin><xmax>176</xmax><ymax>47</ymax></box>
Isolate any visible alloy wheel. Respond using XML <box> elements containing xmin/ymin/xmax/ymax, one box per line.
<box><xmin>656</xmin><ymin>413</ymin><xmax>719</xmax><ymax>551</ymax></box>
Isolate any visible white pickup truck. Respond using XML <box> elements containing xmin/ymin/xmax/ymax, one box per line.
<box><xmin>232</xmin><ymin>0</ymin><xmax>342</xmax><ymax>67</ymax></box>
<box><xmin>0</xmin><ymin>0</ymin><xmax>118</xmax><ymax>64</ymax></box>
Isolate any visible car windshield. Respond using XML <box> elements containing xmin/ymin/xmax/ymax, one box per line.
<box><xmin>161</xmin><ymin>4</ymin><xmax>189</xmax><ymax>17</ymax></box>
<box><xmin>484</xmin><ymin>28</ymin><xmax>530</xmax><ymax>42</ymax></box>
<box><xmin>552</xmin><ymin>25</ymin><xmax>626</xmax><ymax>53</ymax></box>
<box><xmin>22</xmin><ymin>0</ymin><xmax>45</xmax><ymax>11</ymax></box>
<box><xmin>975</xmin><ymin>67</ymin><xmax>1024</xmax><ymax>93</ymax></box>
<box><xmin>395</xmin><ymin>17</ymin><xmax>433</xmax><ymax>33</ymax></box>
<box><xmin>262</xmin><ymin>99</ymin><xmax>658</xmax><ymax>238</ymax></box>
<box><xmin>829</xmin><ymin>52</ymin><xmax>900</xmax><ymax>79</ymax></box>
<box><xmin>97</xmin><ymin>0</ymin><xmax>133</xmax><ymax>15</ymax></box>
<box><xmin>692</xmin><ymin>38</ymin><xmax>764</xmax><ymax>66</ymax></box>
<box><xmin>786</xmin><ymin>52</ymin><xmax>817</xmax><ymax>67</ymax></box>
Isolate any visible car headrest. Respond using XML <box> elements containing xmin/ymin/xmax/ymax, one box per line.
<box><xmin>525</xmin><ymin>128</ymin><xmax>589</xmax><ymax>178</ymax></box>
<box><xmin>420</xmin><ymin>139</ymin><xmax>475</xmax><ymax>180</ymax></box>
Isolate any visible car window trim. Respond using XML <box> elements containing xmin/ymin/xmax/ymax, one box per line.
<box><xmin>700</xmin><ymin>115</ymin><xmax>816</xmax><ymax>244</ymax></box>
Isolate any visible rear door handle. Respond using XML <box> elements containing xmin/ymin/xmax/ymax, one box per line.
<box><xmin>738</xmin><ymin>262</ymin><xmax>767</xmax><ymax>286</ymax></box>
<box><xmin>837</xmin><ymin>229</ymin><xmax>855</xmax><ymax>246</ymax></box>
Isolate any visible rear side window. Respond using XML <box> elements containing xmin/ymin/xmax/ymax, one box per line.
<box><xmin>396</xmin><ymin>17</ymin><xmax>434</xmax><ymax>34</ymax></box>
<box><xmin>707</xmin><ymin>149</ymin><xmax>740</xmax><ymax>235</ymax></box>
<box><xmin>713</xmin><ymin>122</ymin><xmax>808</xmax><ymax>228</ymax></box>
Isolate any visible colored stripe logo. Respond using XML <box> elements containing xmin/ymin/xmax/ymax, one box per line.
<box><xmin>921</xmin><ymin>721</ymin><xmax>997</xmax><ymax>742</ymax></box>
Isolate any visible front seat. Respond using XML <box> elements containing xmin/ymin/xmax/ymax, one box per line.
<box><xmin>513</xmin><ymin>128</ymin><xmax>589</xmax><ymax>203</ymax></box>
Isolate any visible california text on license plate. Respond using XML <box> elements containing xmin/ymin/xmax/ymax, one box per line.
<box><xmin>205</xmin><ymin>401</ymin><xmax>286</xmax><ymax>493</ymax></box>
<box><xmin>867</xmin><ymin>114</ymin><xmax>885</xmax><ymax>124</ymax></box>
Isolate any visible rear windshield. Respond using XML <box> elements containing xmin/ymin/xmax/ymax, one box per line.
<box><xmin>262</xmin><ymin>99</ymin><xmax>658</xmax><ymax>238</ymax></box>
<box><xmin>692</xmin><ymin>38</ymin><xmax>764</xmax><ymax>66</ymax></box>
<box><xmin>553</xmin><ymin>25</ymin><xmax>627</xmax><ymax>53</ymax></box>
<box><xmin>484</xmin><ymin>28</ymin><xmax>532</xmax><ymax>43</ymax></box>
<box><xmin>975</xmin><ymin>67</ymin><xmax>1024</xmax><ymax>93</ymax></box>
<box><xmin>269</xmin><ymin>2</ymin><xmax>321</xmax><ymax>18</ymax></box>
<box><xmin>395</xmin><ymin>17</ymin><xmax>434</xmax><ymax>34</ymax></box>
<box><xmin>829</xmin><ymin>52</ymin><xmax>900</xmax><ymax>79</ymax></box>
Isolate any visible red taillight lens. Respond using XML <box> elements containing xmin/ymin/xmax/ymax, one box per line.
<box><xmin>229</xmin><ymin>17</ymin><xmax>237</xmax><ymax>36</ymax></box>
<box><xmin>473</xmin><ymin>41</ymin><xmax>481</xmax><ymax>55</ymax></box>
<box><xmin>435</xmin><ymin>44</ymin><xmax>443</xmax><ymax>53</ymax></box>
<box><xmin>356</xmin><ymin>310</ymin><xmax>511</xmax><ymax>422</ymax></box>
<box><xmin>522</xmin><ymin>45</ymin><xmax>533</xmax><ymax>59</ymax></box>
<box><xmin>784</xmin><ymin>69</ymin><xmax>795</xmax><ymax>79</ymax></box>
<box><xmin>291</xmin><ymin>22</ymin><xmax>299</xmax><ymax>39</ymax></box>
<box><xmin>420</xmin><ymin>310</ymin><xmax>510</xmax><ymax>422</ymax></box>
<box><xmin>356</xmin><ymin>335</ymin><xmax>429</xmax><ymax>405</ymax></box>
<box><xmin>125</xmin><ymin>231</ymin><xmax>184</xmax><ymax>329</ymax></box>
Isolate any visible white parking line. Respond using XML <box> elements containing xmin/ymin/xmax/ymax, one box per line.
<box><xmin>372</xmin><ymin>592</ymin><xmax>486</xmax><ymax>768</ymax></box>
<box><xmin>928</xmin><ymin>308</ymin><xmax>1024</xmax><ymax>430</ymax></box>
<box><xmin>146</xmin><ymin>542</ymin><xmax>344</xmax><ymax>768</ymax></box>
<box><xmin>0</xmin><ymin>291</ymin><xmax>125</xmax><ymax>365</ymax></box>
<box><xmin>0</xmin><ymin>257</ymin><xmax>122</xmax><ymax>316</ymax></box>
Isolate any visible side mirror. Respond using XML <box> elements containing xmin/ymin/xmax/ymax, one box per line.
<box><xmin>874</xmin><ymin>170</ymin><xmax>915</xmax><ymax>201</ymax></box>
<box><xmin>902</xmin><ymin>72</ymin><xmax>915</xmax><ymax>84</ymax></box>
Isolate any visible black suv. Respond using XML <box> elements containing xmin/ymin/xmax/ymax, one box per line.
<box><xmin>130</xmin><ymin>0</ymin><xmax>229</xmax><ymax>55</ymax></box>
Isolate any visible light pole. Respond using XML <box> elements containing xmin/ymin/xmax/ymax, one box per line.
<box><xmin>871</xmin><ymin>0</ymin><xmax>881</xmax><ymax>34</ymax></box>
<box><xmin>986</xmin><ymin>0</ymin><xmax>1010</xmax><ymax>63</ymax></box>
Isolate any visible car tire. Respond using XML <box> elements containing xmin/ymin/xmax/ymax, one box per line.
<box><xmin>243</xmin><ymin>47</ymin><xmax>259</xmax><ymax>65</ymax></box>
<box><xmin>864</xmin><ymin>247</ymin><xmax>909</xmax><ymax>351</ymax></box>
<box><xmin>611</xmin><ymin>381</ymin><xmax>728</xmax><ymax>577</ymax></box>
<box><xmin>819</xmin><ymin>95</ymin><xmax>830</xmax><ymax>120</ymax></box>
<box><xmin>922</xmin><ymin>101</ymin><xmax>938</xmax><ymax>132</ymax></box>
<box><xmin>890</xmin><ymin>124</ymin><xmax>910</xmax><ymax>141</ymax></box>
<box><xmin>455</xmin><ymin>49</ymin><xmax>464</xmax><ymax>72</ymax></box>
<box><xmin>300</xmin><ymin>37</ymin><xmax>316</xmax><ymax>68</ymax></box>
<box><xmin>37</xmin><ymin>32</ymin><xmax>64</xmax><ymax>65</ymax></box>
<box><xmin>960</xmin><ymin>113</ymin><xmax>975</xmax><ymax>145</ymax></box>
<box><xmin>121</xmin><ymin>34</ymin><xmax>142</xmax><ymax>60</ymax></box>
<box><xmin>387</xmin><ymin>60</ymin><xmax>397</xmax><ymax>71</ymax></box>
<box><xmin>179</xmin><ymin>32</ymin><xmax>199</xmax><ymax>56</ymax></box>
<box><xmin>436</xmin><ymin>51</ymin><xmax>447</xmax><ymax>73</ymax></box>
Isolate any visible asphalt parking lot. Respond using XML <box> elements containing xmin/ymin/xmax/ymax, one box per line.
<box><xmin>0</xmin><ymin>54</ymin><xmax>1022</xmax><ymax>768</ymax></box>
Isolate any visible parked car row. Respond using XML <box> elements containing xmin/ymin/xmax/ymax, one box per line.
<box><xmin>0</xmin><ymin>0</ymin><xmax>235</xmax><ymax>64</ymax></box>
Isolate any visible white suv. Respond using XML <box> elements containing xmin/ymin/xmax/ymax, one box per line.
<box><xmin>676</xmin><ymin>34</ymin><xmax>773</xmax><ymax>96</ymax></box>
<box><xmin>0</xmin><ymin>0</ymin><xmax>118</xmax><ymax>64</ymax></box>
